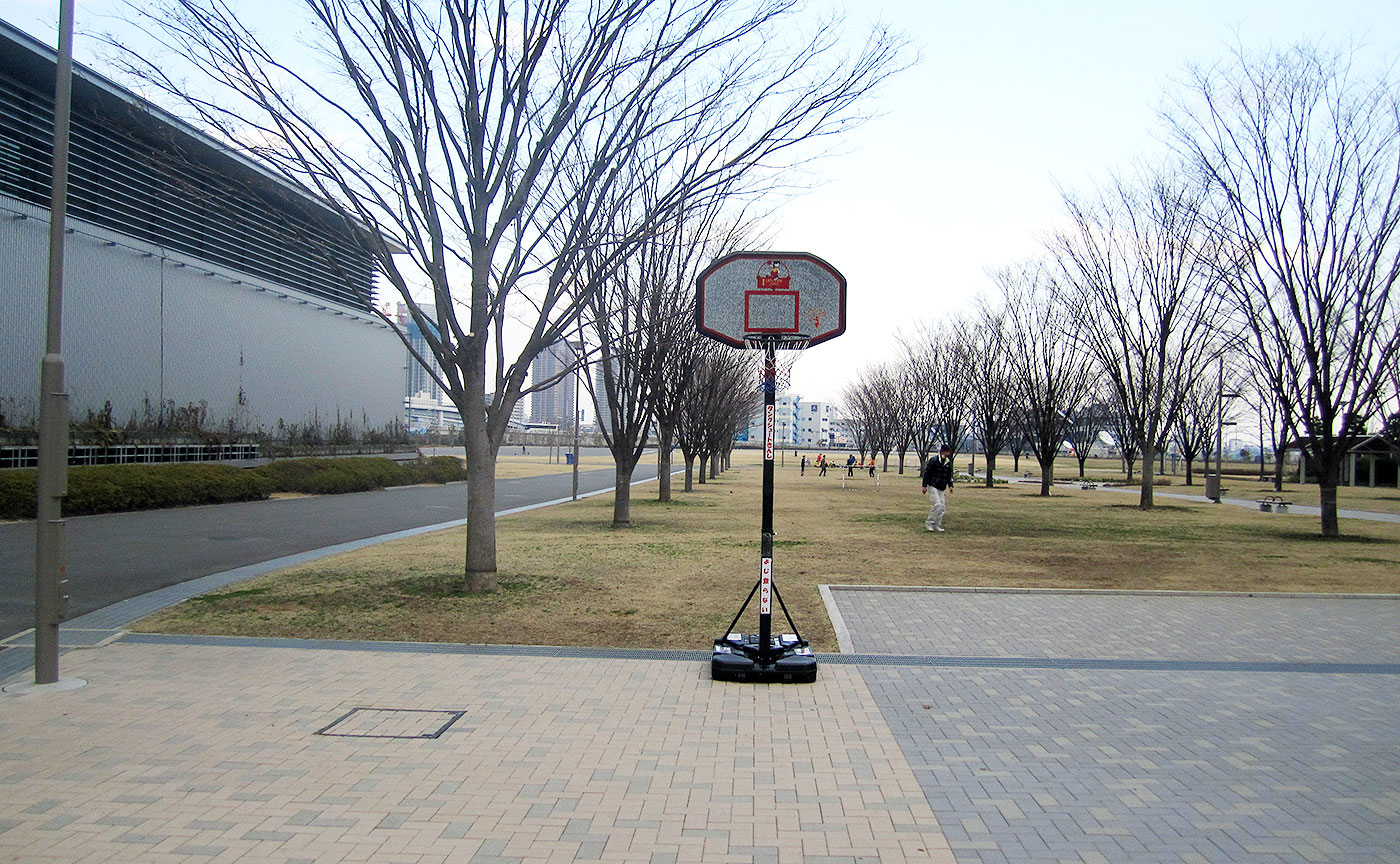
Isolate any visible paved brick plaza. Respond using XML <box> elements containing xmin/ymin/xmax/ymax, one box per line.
<box><xmin>0</xmin><ymin>589</ymin><xmax>1396</xmax><ymax>863</ymax></box>
<box><xmin>834</xmin><ymin>588</ymin><xmax>1400</xmax><ymax>864</ymax></box>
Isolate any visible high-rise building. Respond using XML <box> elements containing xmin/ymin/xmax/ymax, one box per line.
<box><xmin>394</xmin><ymin>303</ymin><xmax>466</xmax><ymax>432</ymax></box>
<box><xmin>530</xmin><ymin>341</ymin><xmax>577</xmax><ymax>428</ymax></box>
<box><xmin>592</xmin><ymin>364</ymin><xmax>611</xmax><ymax>433</ymax></box>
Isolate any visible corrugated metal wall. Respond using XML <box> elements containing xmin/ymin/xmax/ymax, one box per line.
<box><xmin>1</xmin><ymin>197</ymin><xmax>403</xmax><ymax>433</ymax></box>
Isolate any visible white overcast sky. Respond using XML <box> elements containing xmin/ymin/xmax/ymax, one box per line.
<box><xmin>5</xmin><ymin>0</ymin><xmax>1400</xmax><ymax>405</ymax></box>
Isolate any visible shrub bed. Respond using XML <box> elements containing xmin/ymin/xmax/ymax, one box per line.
<box><xmin>0</xmin><ymin>463</ymin><xmax>275</xmax><ymax>520</ymax></box>
<box><xmin>250</xmin><ymin>456</ymin><xmax>465</xmax><ymax>494</ymax></box>
<box><xmin>0</xmin><ymin>456</ymin><xmax>467</xmax><ymax>520</ymax></box>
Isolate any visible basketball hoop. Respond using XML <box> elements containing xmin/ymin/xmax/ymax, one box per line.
<box><xmin>743</xmin><ymin>333</ymin><xmax>811</xmax><ymax>353</ymax></box>
<box><xmin>695</xmin><ymin>251</ymin><xmax>847</xmax><ymax>685</ymax></box>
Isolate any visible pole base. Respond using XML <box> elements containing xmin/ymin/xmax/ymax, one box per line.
<box><xmin>711</xmin><ymin>633</ymin><xmax>817</xmax><ymax>683</ymax></box>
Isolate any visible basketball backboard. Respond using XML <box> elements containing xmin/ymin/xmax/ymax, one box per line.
<box><xmin>695</xmin><ymin>251</ymin><xmax>846</xmax><ymax>349</ymax></box>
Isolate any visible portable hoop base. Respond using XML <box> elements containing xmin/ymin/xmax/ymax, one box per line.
<box><xmin>712</xmin><ymin>633</ymin><xmax>816</xmax><ymax>683</ymax></box>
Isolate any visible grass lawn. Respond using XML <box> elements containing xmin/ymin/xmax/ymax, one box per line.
<box><xmin>133</xmin><ymin>450</ymin><xmax>1400</xmax><ymax>652</ymax></box>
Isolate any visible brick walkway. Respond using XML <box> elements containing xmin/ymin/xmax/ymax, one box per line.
<box><xmin>829</xmin><ymin>587</ymin><xmax>1400</xmax><ymax>864</ymax></box>
<box><xmin>0</xmin><ymin>641</ymin><xmax>951</xmax><ymax>864</ymax></box>
<box><xmin>2</xmin><ymin>589</ymin><xmax>1396</xmax><ymax>863</ymax></box>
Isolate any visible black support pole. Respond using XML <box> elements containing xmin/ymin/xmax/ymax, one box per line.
<box><xmin>759</xmin><ymin>343</ymin><xmax>776</xmax><ymax>665</ymax></box>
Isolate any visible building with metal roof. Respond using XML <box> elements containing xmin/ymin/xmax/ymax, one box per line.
<box><xmin>0</xmin><ymin>19</ymin><xmax>403</xmax><ymax>441</ymax></box>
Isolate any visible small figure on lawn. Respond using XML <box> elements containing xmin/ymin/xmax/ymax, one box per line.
<box><xmin>846</xmin><ymin>453</ymin><xmax>857</xmax><ymax>477</ymax></box>
<box><xmin>801</xmin><ymin>455</ymin><xmax>808</xmax><ymax>476</ymax></box>
<box><xmin>921</xmin><ymin>445</ymin><xmax>955</xmax><ymax>533</ymax></box>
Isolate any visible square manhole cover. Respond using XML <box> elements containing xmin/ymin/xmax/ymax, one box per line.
<box><xmin>317</xmin><ymin>707</ymin><xmax>465</xmax><ymax>739</ymax></box>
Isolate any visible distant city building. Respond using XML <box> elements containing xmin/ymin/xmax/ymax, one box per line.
<box><xmin>394</xmin><ymin>303</ymin><xmax>463</xmax><ymax>432</ymax></box>
<box><xmin>737</xmin><ymin>393</ymin><xmax>839</xmax><ymax>448</ymax></box>
<box><xmin>0</xmin><ymin>20</ymin><xmax>401</xmax><ymax>435</ymax></box>
<box><xmin>530</xmin><ymin>341</ymin><xmax>577</xmax><ymax>427</ymax></box>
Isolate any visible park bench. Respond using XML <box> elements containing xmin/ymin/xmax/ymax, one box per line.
<box><xmin>1257</xmin><ymin>495</ymin><xmax>1292</xmax><ymax>513</ymax></box>
<box><xmin>1080</xmin><ymin>482</ymin><xmax>1098</xmax><ymax>490</ymax></box>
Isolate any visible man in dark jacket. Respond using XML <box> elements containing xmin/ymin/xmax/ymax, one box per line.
<box><xmin>920</xmin><ymin>445</ymin><xmax>955</xmax><ymax>532</ymax></box>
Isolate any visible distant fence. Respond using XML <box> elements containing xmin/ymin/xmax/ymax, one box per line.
<box><xmin>0</xmin><ymin>443</ymin><xmax>261</xmax><ymax>470</ymax></box>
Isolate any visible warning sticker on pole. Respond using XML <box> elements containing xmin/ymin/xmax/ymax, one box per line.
<box><xmin>764</xmin><ymin>405</ymin><xmax>775</xmax><ymax>460</ymax></box>
<box><xmin>760</xmin><ymin>558</ymin><xmax>772</xmax><ymax>614</ymax></box>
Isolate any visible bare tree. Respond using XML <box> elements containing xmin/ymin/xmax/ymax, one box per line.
<box><xmin>845</xmin><ymin>365</ymin><xmax>900</xmax><ymax>470</ymax></box>
<box><xmin>648</xmin><ymin>214</ymin><xmax>757</xmax><ymax>502</ymax></box>
<box><xmin>1167</xmin><ymin>43</ymin><xmax>1400</xmax><ymax>536</ymax></box>
<box><xmin>1052</xmin><ymin>169</ymin><xmax>1227</xmax><ymax>507</ymax></box>
<box><xmin>913</xmin><ymin>321</ymin><xmax>972</xmax><ymax>466</ymax></box>
<box><xmin>677</xmin><ymin>348</ymin><xmax>758</xmax><ymax>490</ymax></box>
<box><xmin>960</xmin><ymin>304</ymin><xmax>1017</xmax><ymax>486</ymax></box>
<box><xmin>1241</xmin><ymin>354</ymin><xmax>1297</xmax><ymax>491</ymax></box>
<box><xmin>1172</xmin><ymin>378</ymin><xmax>1215</xmax><ymax>486</ymax></box>
<box><xmin>1064</xmin><ymin>393</ymin><xmax>1114</xmax><ymax>479</ymax></box>
<box><xmin>995</xmin><ymin>262</ymin><xmax>1096</xmax><ymax>496</ymax></box>
<box><xmin>110</xmin><ymin>0</ymin><xmax>908</xmax><ymax>587</ymax></box>
<box><xmin>901</xmin><ymin>343</ymin><xmax>940</xmax><ymax>476</ymax></box>
<box><xmin>887</xmin><ymin>360</ymin><xmax>917</xmax><ymax>473</ymax></box>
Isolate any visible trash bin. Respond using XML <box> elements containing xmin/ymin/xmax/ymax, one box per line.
<box><xmin>1205</xmin><ymin>474</ymin><xmax>1219</xmax><ymax>501</ymax></box>
<box><xmin>565</xmin><ymin>453</ymin><xmax>575</xmax><ymax>465</ymax></box>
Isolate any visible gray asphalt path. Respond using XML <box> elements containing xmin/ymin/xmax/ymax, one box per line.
<box><xmin>0</xmin><ymin>451</ymin><xmax>654</xmax><ymax>641</ymax></box>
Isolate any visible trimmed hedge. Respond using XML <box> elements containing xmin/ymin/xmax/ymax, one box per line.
<box><xmin>0</xmin><ymin>463</ymin><xmax>275</xmax><ymax>520</ymax></box>
<box><xmin>250</xmin><ymin>455</ymin><xmax>466</xmax><ymax>494</ymax></box>
<box><xmin>0</xmin><ymin>455</ymin><xmax>467</xmax><ymax>520</ymax></box>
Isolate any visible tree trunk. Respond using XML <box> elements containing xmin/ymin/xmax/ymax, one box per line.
<box><xmin>1184</xmin><ymin>455</ymin><xmax>1195</xmax><ymax>486</ymax></box>
<box><xmin>1038</xmin><ymin>456</ymin><xmax>1053</xmax><ymax>497</ymax></box>
<box><xmin>683</xmin><ymin>452</ymin><xmax>695</xmax><ymax>492</ymax></box>
<box><xmin>698</xmin><ymin>453</ymin><xmax>709</xmax><ymax>484</ymax></box>
<box><xmin>461</xmin><ymin>413</ymin><xmax>499</xmax><ymax>593</ymax></box>
<box><xmin>1012</xmin><ymin>451</ymin><xmax>1021</xmax><ymax>472</ymax></box>
<box><xmin>897</xmin><ymin>449</ymin><xmax>907</xmax><ymax>474</ymax></box>
<box><xmin>709</xmin><ymin>454</ymin><xmax>719</xmax><ymax>479</ymax></box>
<box><xmin>1273</xmin><ymin>449</ymin><xmax>1286</xmax><ymax>493</ymax></box>
<box><xmin>1315</xmin><ymin>449</ymin><xmax>1343</xmax><ymax>537</ymax></box>
<box><xmin>984</xmin><ymin>453</ymin><xmax>997</xmax><ymax>488</ymax></box>
<box><xmin>1319</xmin><ymin>481</ymin><xmax>1340</xmax><ymax>537</ymax></box>
<box><xmin>1076</xmin><ymin>455</ymin><xmax>1087</xmax><ymax>478</ymax></box>
<box><xmin>1139</xmin><ymin>439</ymin><xmax>1155</xmax><ymax>508</ymax></box>
<box><xmin>657</xmin><ymin>430</ymin><xmax>673</xmax><ymax>502</ymax></box>
<box><xmin>613</xmin><ymin>464</ymin><xmax>634</xmax><ymax>528</ymax></box>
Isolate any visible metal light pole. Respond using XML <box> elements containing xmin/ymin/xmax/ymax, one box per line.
<box><xmin>34</xmin><ymin>0</ymin><xmax>77</xmax><ymax>685</ymax></box>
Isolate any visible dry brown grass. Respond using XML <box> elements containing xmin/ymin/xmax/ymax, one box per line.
<box><xmin>134</xmin><ymin>448</ymin><xmax>1400</xmax><ymax>651</ymax></box>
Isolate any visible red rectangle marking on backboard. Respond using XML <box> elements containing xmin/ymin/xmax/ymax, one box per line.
<box><xmin>744</xmin><ymin>290</ymin><xmax>800</xmax><ymax>334</ymax></box>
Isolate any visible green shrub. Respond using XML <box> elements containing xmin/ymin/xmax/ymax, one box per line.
<box><xmin>251</xmin><ymin>457</ymin><xmax>405</xmax><ymax>494</ymax></box>
<box><xmin>0</xmin><ymin>470</ymin><xmax>38</xmax><ymax>520</ymax></box>
<box><xmin>0</xmin><ymin>463</ymin><xmax>274</xmax><ymax>519</ymax></box>
<box><xmin>400</xmin><ymin>455</ymin><xmax>468</xmax><ymax>485</ymax></box>
<box><xmin>0</xmin><ymin>454</ymin><xmax>467</xmax><ymax>520</ymax></box>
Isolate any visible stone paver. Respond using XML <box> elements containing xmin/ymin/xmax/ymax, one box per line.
<box><xmin>829</xmin><ymin>588</ymin><xmax>1400</xmax><ymax>662</ymax></box>
<box><xmin>830</xmin><ymin>588</ymin><xmax>1400</xmax><ymax>864</ymax></box>
<box><xmin>0</xmin><ymin>642</ymin><xmax>953</xmax><ymax>864</ymax></box>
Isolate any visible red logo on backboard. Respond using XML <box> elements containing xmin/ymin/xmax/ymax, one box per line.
<box><xmin>756</xmin><ymin>260</ymin><xmax>790</xmax><ymax>291</ymax></box>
